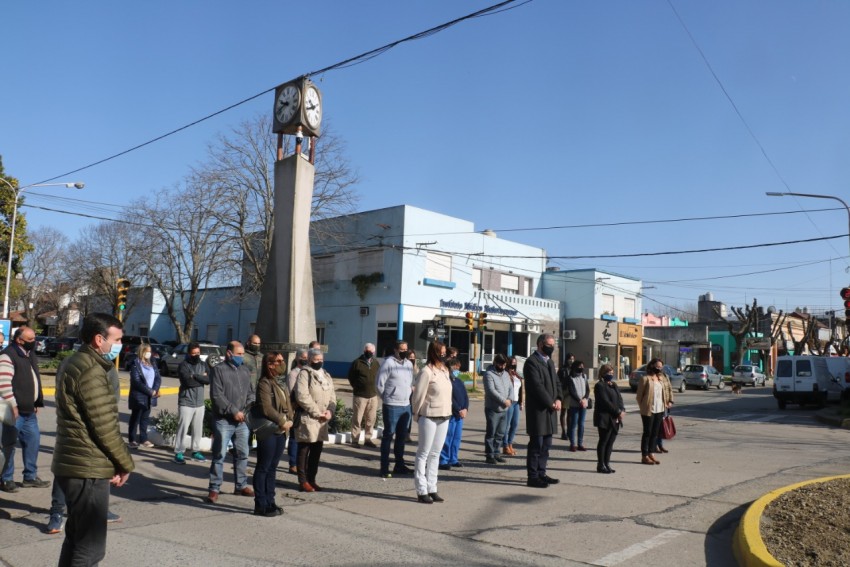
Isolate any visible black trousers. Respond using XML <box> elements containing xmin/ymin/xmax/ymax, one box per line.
<box><xmin>596</xmin><ymin>426</ymin><xmax>618</xmax><ymax>466</ymax></box>
<box><xmin>641</xmin><ymin>413</ymin><xmax>664</xmax><ymax>456</ymax></box>
<box><xmin>526</xmin><ymin>435</ymin><xmax>553</xmax><ymax>480</ymax></box>
<box><xmin>297</xmin><ymin>441</ymin><xmax>324</xmax><ymax>485</ymax></box>
<box><xmin>57</xmin><ymin>477</ymin><xmax>110</xmax><ymax>567</ymax></box>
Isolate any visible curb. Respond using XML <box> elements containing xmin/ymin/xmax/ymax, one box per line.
<box><xmin>733</xmin><ymin>473</ymin><xmax>850</xmax><ymax>567</ymax></box>
<box><xmin>814</xmin><ymin>412</ymin><xmax>850</xmax><ymax>429</ymax></box>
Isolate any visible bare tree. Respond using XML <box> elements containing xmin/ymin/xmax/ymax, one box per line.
<box><xmin>135</xmin><ymin>180</ymin><xmax>238</xmax><ymax>343</ymax></box>
<box><xmin>715</xmin><ymin>299</ymin><xmax>760</xmax><ymax>366</ymax></box>
<box><xmin>16</xmin><ymin>227</ymin><xmax>69</xmax><ymax>329</ymax></box>
<box><xmin>193</xmin><ymin>113</ymin><xmax>360</xmax><ymax>296</ymax></box>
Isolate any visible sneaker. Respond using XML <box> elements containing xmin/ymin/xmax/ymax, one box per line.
<box><xmin>485</xmin><ymin>457</ymin><xmax>498</xmax><ymax>464</ymax></box>
<box><xmin>438</xmin><ymin>464</ymin><xmax>452</xmax><ymax>471</ymax></box>
<box><xmin>106</xmin><ymin>511</ymin><xmax>122</xmax><ymax>523</ymax></box>
<box><xmin>450</xmin><ymin>462</ymin><xmax>463</xmax><ymax>468</ymax></box>
<box><xmin>174</xmin><ymin>453</ymin><xmax>186</xmax><ymax>465</ymax></box>
<box><xmin>380</xmin><ymin>472</ymin><xmax>392</xmax><ymax>479</ymax></box>
<box><xmin>0</xmin><ymin>480</ymin><xmax>19</xmax><ymax>493</ymax></box>
<box><xmin>21</xmin><ymin>477</ymin><xmax>50</xmax><ymax>488</ymax></box>
<box><xmin>46</xmin><ymin>513</ymin><xmax>64</xmax><ymax>534</ymax></box>
<box><xmin>140</xmin><ymin>441</ymin><xmax>155</xmax><ymax>448</ymax></box>
<box><xmin>191</xmin><ymin>452</ymin><xmax>206</xmax><ymax>461</ymax></box>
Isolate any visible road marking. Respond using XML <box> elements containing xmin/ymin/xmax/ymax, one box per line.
<box><xmin>595</xmin><ymin>530</ymin><xmax>684</xmax><ymax>566</ymax></box>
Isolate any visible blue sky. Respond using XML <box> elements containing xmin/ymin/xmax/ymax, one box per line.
<box><xmin>3</xmin><ymin>1</ymin><xmax>850</xmax><ymax>319</ymax></box>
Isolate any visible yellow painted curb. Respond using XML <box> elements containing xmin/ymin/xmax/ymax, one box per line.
<box><xmin>733</xmin><ymin>473</ymin><xmax>850</xmax><ymax>567</ymax></box>
<box><xmin>43</xmin><ymin>387</ymin><xmax>181</xmax><ymax>397</ymax></box>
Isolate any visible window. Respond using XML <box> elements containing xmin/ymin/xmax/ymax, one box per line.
<box><xmin>425</xmin><ymin>252</ymin><xmax>452</xmax><ymax>282</ymax></box>
<box><xmin>315</xmin><ymin>327</ymin><xmax>325</xmax><ymax>345</ymax></box>
<box><xmin>357</xmin><ymin>250</ymin><xmax>383</xmax><ymax>274</ymax></box>
<box><xmin>472</xmin><ymin>268</ymin><xmax>482</xmax><ymax>290</ymax></box>
<box><xmin>602</xmin><ymin>294</ymin><xmax>615</xmax><ymax>314</ymax></box>
<box><xmin>796</xmin><ymin>360</ymin><xmax>812</xmax><ymax>377</ymax></box>
<box><xmin>523</xmin><ymin>278</ymin><xmax>532</xmax><ymax>296</ymax></box>
<box><xmin>776</xmin><ymin>360</ymin><xmax>792</xmax><ymax>378</ymax></box>
<box><xmin>501</xmin><ymin>274</ymin><xmax>519</xmax><ymax>294</ymax></box>
<box><xmin>624</xmin><ymin>297</ymin><xmax>636</xmax><ymax>319</ymax></box>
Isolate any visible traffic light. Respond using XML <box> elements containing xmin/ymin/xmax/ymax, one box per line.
<box><xmin>116</xmin><ymin>278</ymin><xmax>131</xmax><ymax>311</ymax></box>
<box><xmin>842</xmin><ymin>287</ymin><xmax>850</xmax><ymax>317</ymax></box>
<box><xmin>478</xmin><ymin>312</ymin><xmax>488</xmax><ymax>331</ymax></box>
<box><xmin>465</xmin><ymin>312</ymin><xmax>474</xmax><ymax>331</ymax></box>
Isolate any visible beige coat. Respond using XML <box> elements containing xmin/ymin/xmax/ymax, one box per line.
<box><xmin>294</xmin><ymin>366</ymin><xmax>336</xmax><ymax>443</ymax></box>
<box><xmin>411</xmin><ymin>364</ymin><xmax>452</xmax><ymax>421</ymax></box>
<box><xmin>636</xmin><ymin>373</ymin><xmax>673</xmax><ymax>416</ymax></box>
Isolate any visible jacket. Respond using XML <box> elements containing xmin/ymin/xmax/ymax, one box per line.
<box><xmin>0</xmin><ymin>343</ymin><xmax>43</xmax><ymax>414</ymax></box>
<box><xmin>243</xmin><ymin>350</ymin><xmax>263</xmax><ymax>391</ymax></box>
<box><xmin>293</xmin><ymin>366</ymin><xmax>336</xmax><ymax>443</ymax></box>
<box><xmin>209</xmin><ymin>360</ymin><xmax>254</xmax><ymax>419</ymax></box>
<box><xmin>411</xmin><ymin>364</ymin><xmax>452</xmax><ymax>420</ymax></box>
<box><xmin>593</xmin><ymin>379</ymin><xmax>625</xmax><ymax>430</ymax></box>
<box><xmin>347</xmin><ymin>355</ymin><xmax>378</xmax><ymax>398</ymax></box>
<box><xmin>451</xmin><ymin>374</ymin><xmax>470</xmax><ymax>418</ymax></box>
<box><xmin>523</xmin><ymin>351</ymin><xmax>563</xmax><ymax>436</ymax></box>
<box><xmin>566</xmin><ymin>373</ymin><xmax>590</xmax><ymax>409</ymax></box>
<box><xmin>375</xmin><ymin>356</ymin><xmax>414</xmax><ymax>406</ymax></box>
<box><xmin>256</xmin><ymin>375</ymin><xmax>292</xmax><ymax>430</ymax></box>
<box><xmin>177</xmin><ymin>358</ymin><xmax>209</xmax><ymax>408</ymax></box>
<box><xmin>52</xmin><ymin>345</ymin><xmax>135</xmax><ymax>479</ymax></box>
<box><xmin>483</xmin><ymin>365</ymin><xmax>512</xmax><ymax>413</ymax></box>
<box><xmin>129</xmin><ymin>358</ymin><xmax>162</xmax><ymax>410</ymax></box>
<box><xmin>636</xmin><ymin>373</ymin><xmax>673</xmax><ymax>416</ymax></box>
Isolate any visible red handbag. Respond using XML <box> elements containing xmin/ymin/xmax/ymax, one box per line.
<box><xmin>661</xmin><ymin>415</ymin><xmax>676</xmax><ymax>440</ymax></box>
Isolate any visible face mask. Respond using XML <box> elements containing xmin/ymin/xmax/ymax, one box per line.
<box><xmin>364</xmin><ymin>351</ymin><xmax>373</xmax><ymax>359</ymax></box>
<box><xmin>247</xmin><ymin>344</ymin><xmax>260</xmax><ymax>354</ymax></box>
<box><xmin>103</xmin><ymin>343</ymin><xmax>121</xmax><ymax>362</ymax></box>
<box><xmin>541</xmin><ymin>345</ymin><xmax>555</xmax><ymax>357</ymax></box>
<box><xmin>508</xmin><ymin>365</ymin><xmax>516</xmax><ymax>370</ymax></box>
<box><xmin>230</xmin><ymin>355</ymin><xmax>244</xmax><ymax>367</ymax></box>
<box><xmin>310</xmin><ymin>361</ymin><xmax>323</xmax><ymax>371</ymax></box>
<box><xmin>397</xmin><ymin>351</ymin><xmax>408</xmax><ymax>360</ymax></box>
<box><xmin>187</xmin><ymin>355</ymin><xmax>201</xmax><ymax>364</ymax></box>
<box><xmin>604</xmin><ymin>373</ymin><xmax>615</xmax><ymax>382</ymax></box>
<box><xmin>22</xmin><ymin>340</ymin><xmax>36</xmax><ymax>352</ymax></box>
<box><xmin>143</xmin><ymin>352</ymin><xmax>152</xmax><ymax>360</ymax></box>
<box><xmin>451</xmin><ymin>369</ymin><xmax>460</xmax><ymax>378</ymax></box>
<box><xmin>276</xmin><ymin>364</ymin><xmax>287</xmax><ymax>376</ymax></box>
<box><xmin>298</xmin><ymin>358</ymin><xmax>308</xmax><ymax>366</ymax></box>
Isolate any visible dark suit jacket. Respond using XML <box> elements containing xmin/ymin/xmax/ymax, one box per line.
<box><xmin>523</xmin><ymin>351</ymin><xmax>562</xmax><ymax>436</ymax></box>
<box><xmin>593</xmin><ymin>380</ymin><xmax>624</xmax><ymax>430</ymax></box>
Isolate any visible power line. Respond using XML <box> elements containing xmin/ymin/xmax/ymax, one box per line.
<box><xmin>29</xmin><ymin>0</ymin><xmax>528</xmax><ymax>186</ymax></box>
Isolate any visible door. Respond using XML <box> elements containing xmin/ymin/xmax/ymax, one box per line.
<box><xmin>468</xmin><ymin>331</ymin><xmax>495</xmax><ymax>373</ymax></box>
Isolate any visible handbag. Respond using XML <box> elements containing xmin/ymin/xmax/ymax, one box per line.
<box><xmin>246</xmin><ymin>405</ymin><xmax>280</xmax><ymax>442</ymax></box>
<box><xmin>661</xmin><ymin>415</ymin><xmax>677</xmax><ymax>440</ymax></box>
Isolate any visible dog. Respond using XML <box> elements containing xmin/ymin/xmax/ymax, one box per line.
<box><xmin>731</xmin><ymin>382</ymin><xmax>743</xmax><ymax>395</ymax></box>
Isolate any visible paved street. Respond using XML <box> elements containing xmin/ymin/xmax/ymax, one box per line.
<box><xmin>2</xmin><ymin>377</ymin><xmax>849</xmax><ymax>567</ymax></box>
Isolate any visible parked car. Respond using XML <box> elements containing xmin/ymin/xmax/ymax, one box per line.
<box><xmin>732</xmin><ymin>364</ymin><xmax>767</xmax><ymax>387</ymax></box>
<box><xmin>46</xmin><ymin>336</ymin><xmax>79</xmax><ymax>357</ymax></box>
<box><xmin>160</xmin><ymin>343</ymin><xmax>223</xmax><ymax>376</ymax></box>
<box><xmin>774</xmin><ymin>355</ymin><xmax>842</xmax><ymax>409</ymax></box>
<box><xmin>629</xmin><ymin>364</ymin><xmax>685</xmax><ymax>393</ymax></box>
<box><xmin>824</xmin><ymin>357</ymin><xmax>850</xmax><ymax>401</ymax></box>
<box><xmin>35</xmin><ymin>335</ymin><xmax>50</xmax><ymax>355</ymax></box>
<box><xmin>118</xmin><ymin>335</ymin><xmax>160</xmax><ymax>366</ymax></box>
<box><xmin>123</xmin><ymin>343</ymin><xmax>171</xmax><ymax>371</ymax></box>
<box><xmin>683</xmin><ymin>364</ymin><xmax>725</xmax><ymax>390</ymax></box>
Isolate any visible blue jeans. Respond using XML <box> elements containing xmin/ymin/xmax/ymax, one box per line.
<box><xmin>380</xmin><ymin>404</ymin><xmax>411</xmax><ymax>474</ymax></box>
<box><xmin>1</xmin><ymin>412</ymin><xmax>40</xmax><ymax>482</ymax></box>
<box><xmin>208</xmin><ymin>418</ymin><xmax>250</xmax><ymax>492</ymax></box>
<box><xmin>484</xmin><ymin>408</ymin><xmax>507</xmax><ymax>457</ymax></box>
<box><xmin>440</xmin><ymin>416</ymin><xmax>464</xmax><ymax>465</ymax></box>
<box><xmin>503</xmin><ymin>403</ymin><xmax>520</xmax><ymax>447</ymax></box>
<box><xmin>567</xmin><ymin>406</ymin><xmax>586</xmax><ymax>447</ymax></box>
<box><xmin>253</xmin><ymin>433</ymin><xmax>286</xmax><ymax>510</ymax></box>
<box><xmin>128</xmin><ymin>406</ymin><xmax>151</xmax><ymax>444</ymax></box>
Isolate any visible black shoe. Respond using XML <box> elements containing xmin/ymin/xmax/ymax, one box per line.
<box><xmin>450</xmin><ymin>462</ymin><xmax>463</xmax><ymax>468</ymax></box>
<box><xmin>494</xmin><ymin>455</ymin><xmax>506</xmax><ymax>463</ymax></box>
<box><xmin>253</xmin><ymin>507</ymin><xmax>277</xmax><ymax>517</ymax></box>
<box><xmin>429</xmin><ymin>492</ymin><xmax>444</xmax><ymax>503</ymax></box>
<box><xmin>417</xmin><ymin>494</ymin><xmax>434</xmax><ymax>504</ymax></box>
<box><xmin>542</xmin><ymin>475</ymin><xmax>559</xmax><ymax>485</ymax></box>
<box><xmin>21</xmin><ymin>477</ymin><xmax>50</xmax><ymax>488</ymax></box>
<box><xmin>606</xmin><ymin>465</ymin><xmax>616</xmax><ymax>474</ymax></box>
<box><xmin>438</xmin><ymin>464</ymin><xmax>452</xmax><ymax>471</ymax></box>
<box><xmin>597</xmin><ymin>464</ymin><xmax>611</xmax><ymax>474</ymax></box>
<box><xmin>0</xmin><ymin>480</ymin><xmax>18</xmax><ymax>493</ymax></box>
<box><xmin>560</xmin><ymin>432</ymin><xmax>568</xmax><ymax>440</ymax></box>
<box><xmin>393</xmin><ymin>465</ymin><xmax>413</xmax><ymax>475</ymax></box>
<box><xmin>527</xmin><ymin>478</ymin><xmax>549</xmax><ymax>488</ymax></box>
<box><xmin>485</xmin><ymin>457</ymin><xmax>498</xmax><ymax>465</ymax></box>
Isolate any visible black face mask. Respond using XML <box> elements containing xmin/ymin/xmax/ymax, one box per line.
<box><xmin>187</xmin><ymin>355</ymin><xmax>201</xmax><ymax>364</ymax></box>
<box><xmin>364</xmin><ymin>351</ymin><xmax>373</xmax><ymax>359</ymax></box>
<box><xmin>397</xmin><ymin>350</ymin><xmax>408</xmax><ymax>360</ymax></box>
<box><xmin>310</xmin><ymin>361</ymin><xmax>323</xmax><ymax>371</ymax></box>
<box><xmin>541</xmin><ymin>345</ymin><xmax>555</xmax><ymax>357</ymax></box>
<box><xmin>21</xmin><ymin>340</ymin><xmax>36</xmax><ymax>352</ymax></box>
<box><xmin>298</xmin><ymin>359</ymin><xmax>308</xmax><ymax>366</ymax></box>
<box><xmin>247</xmin><ymin>344</ymin><xmax>260</xmax><ymax>354</ymax></box>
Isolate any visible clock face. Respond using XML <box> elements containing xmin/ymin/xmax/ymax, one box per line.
<box><xmin>275</xmin><ymin>85</ymin><xmax>300</xmax><ymax>124</ymax></box>
<box><xmin>304</xmin><ymin>86</ymin><xmax>322</xmax><ymax>129</ymax></box>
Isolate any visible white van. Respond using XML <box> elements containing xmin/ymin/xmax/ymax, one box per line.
<box><xmin>773</xmin><ymin>356</ymin><xmax>842</xmax><ymax>409</ymax></box>
<box><xmin>825</xmin><ymin>357</ymin><xmax>850</xmax><ymax>401</ymax></box>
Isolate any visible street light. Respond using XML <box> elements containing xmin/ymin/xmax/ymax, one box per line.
<box><xmin>0</xmin><ymin>178</ymin><xmax>84</xmax><ymax>318</ymax></box>
<box><xmin>765</xmin><ymin>191</ymin><xmax>850</xmax><ymax>263</ymax></box>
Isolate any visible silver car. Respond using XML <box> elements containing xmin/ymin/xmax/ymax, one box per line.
<box><xmin>683</xmin><ymin>364</ymin><xmax>725</xmax><ymax>390</ymax></box>
<box><xmin>628</xmin><ymin>364</ymin><xmax>686</xmax><ymax>393</ymax></box>
<box><xmin>732</xmin><ymin>364</ymin><xmax>767</xmax><ymax>387</ymax></box>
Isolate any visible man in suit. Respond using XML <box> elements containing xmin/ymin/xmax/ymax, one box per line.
<box><xmin>522</xmin><ymin>333</ymin><xmax>563</xmax><ymax>488</ymax></box>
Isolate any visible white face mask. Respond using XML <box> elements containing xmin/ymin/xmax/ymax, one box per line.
<box><xmin>144</xmin><ymin>352</ymin><xmax>152</xmax><ymax>360</ymax></box>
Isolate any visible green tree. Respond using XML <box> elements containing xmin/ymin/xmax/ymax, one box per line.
<box><xmin>0</xmin><ymin>156</ymin><xmax>33</xmax><ymax>314</ymax></box>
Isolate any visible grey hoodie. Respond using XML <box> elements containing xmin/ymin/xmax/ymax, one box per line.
<box><xmin>483</xmin><ymin>364</ymin><xmax>512</xmax><ymax>412</ymax></box>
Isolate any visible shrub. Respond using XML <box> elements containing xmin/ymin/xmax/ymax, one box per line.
<box><xmin>152</xmin><ymin>409</ymin><xmax>179</xmax><ymax>437</ymax></box>
<box><xmin>329</xmin><ymin>398</ymin><xmax>353</xmax><ymax>433</ymax></box>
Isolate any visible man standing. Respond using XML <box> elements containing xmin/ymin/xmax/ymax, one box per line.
<box><xmin>523</xmin><ymin>334</ymin><xmax>562</xmax><ymax>488</ymax></box>
<box><xmin>375</xmin><ymin>340</ymin><xmax>414</xmax><ymax>478</ymax></box>
<box><xmin>52</xmin><ymin>313</ymin><xmax>134</xmax><ymax>565</ymax></box>
<box><xmin>243</xmin><ymin>334</ymin><xmax>263</xmax><ymax>390</ymax></box>
<box><xmin>206</xmin><ymin>341</ymin><xmax>254</xmax><ymax>503</ymax></box>
<box><xmin>347</xmin><ymin>342</ymin><xmax>379</xmax><ymax>448</ymax></box>
<box><xmin>483</xmin><ymin>354</ymin><xmax>512</xmax><ymax>465</ymax></box>
<box><xmin>0</xmin><ymin>326</ymin><xmax>50</xmax><ymax>492</ymax></box>
<box><xmin>174</xmin><ymin>342</ymin><xmax>210</xmax><ymax>465</ymax></box>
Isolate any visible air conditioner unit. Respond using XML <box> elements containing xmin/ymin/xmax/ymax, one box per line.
<box><xmin>563</xmin><ymin>330</ymin><xmax>577</xmax><ymax>340</ymax></box>
<box><xmin>359</xmin><ymin>306</ymin><xmax>369</xmax><ymax>317</ymax></box>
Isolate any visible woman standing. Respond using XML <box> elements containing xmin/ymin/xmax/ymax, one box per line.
<box><xmin>252</xmin><ymin>352</ymin><xmax>293</xmax><ymax>516</ymax></box>
<box><xmin>293</xmin><ymin>348</ymin><xmax>336</xmax><ymax>492</ymax></box>
<box><xmin>593</xmin><ymin>364</ymin><xmax>624</xmax><ymax>473</ymax></box>
<box><xmin>128</xmin><ymin>344</ymin><xmax>161</xmax><ymax>448</ymax></box>
<box><xmin>565</xmin><ymin>360</ymin><xmax>590</xmax><ymax>452</ymax></box>
<box><xmin>410</xmin><ymin>341</ymin><xmax>452</xmax><ymax>504</ymax></box>
<box><xmin>636</xmin><ymin>358</ymin><xmax>672</xmax><ymax>465</ymax></box>
<box><xmin>502</xmin><ymin>356</ymin><xmax>523</xmax><ymax>456</ymax></box>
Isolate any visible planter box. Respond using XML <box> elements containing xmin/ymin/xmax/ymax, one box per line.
<box><xmin>145</xmin><ymin>427</ymin><xmax>212</xmax><ymax>452</ymax></box>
